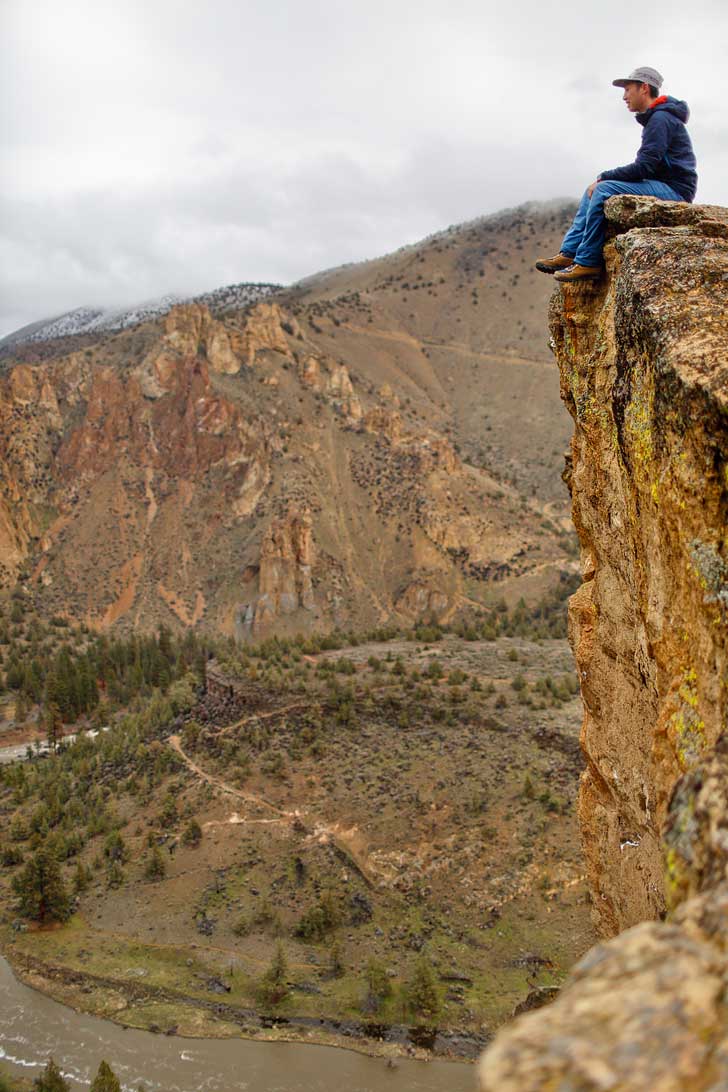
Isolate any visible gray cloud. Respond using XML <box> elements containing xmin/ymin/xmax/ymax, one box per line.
<box><xmin>2</xmin><ymin>0</ymin><xmax>726</xmax><ymax>336</ymax></box>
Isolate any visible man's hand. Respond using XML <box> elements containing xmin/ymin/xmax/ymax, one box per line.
<box><xmin>587</xmin><ymin>179</ymin><xmax>601</xmax><ymax>197</ymax></box>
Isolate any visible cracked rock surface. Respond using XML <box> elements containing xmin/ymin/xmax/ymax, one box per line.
<box><xmin>478</xmin><ymin>196</ymin><xmax>728</xmax><ymax>1090</ymax></box>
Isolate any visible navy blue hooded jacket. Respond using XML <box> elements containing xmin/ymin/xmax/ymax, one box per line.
<box><xmin>599</xmin><ymin>96</ymin><xmax>697</xmax><ymax>202</ymax></box>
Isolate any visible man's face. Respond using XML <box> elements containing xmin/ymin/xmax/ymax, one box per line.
<box><xmin>622</xmin><ymin>81</ymin><xmax>653</xmax><ymax>112</ymax></box>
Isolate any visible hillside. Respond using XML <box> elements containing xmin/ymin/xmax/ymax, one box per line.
<box><xmin>0</xmin><ymin>610</ymin><xmax>594</xmax><ymax>1057</ymax></box>
<box><xmin>0</xmin><ymin>200</ymin><xmax>578</xmax><ymax>639</ymax></box>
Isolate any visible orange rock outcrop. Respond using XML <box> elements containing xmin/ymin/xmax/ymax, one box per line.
<box><xmin>478</xmin><ymin>196</ymin><xmax>728</xmax><ymax>1090</ymax></box>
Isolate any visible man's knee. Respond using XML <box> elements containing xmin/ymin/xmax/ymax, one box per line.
<box><xmin>590</xmin><ymin>181</ymin><xmax>615</xmax><ymax>204</ymax></box>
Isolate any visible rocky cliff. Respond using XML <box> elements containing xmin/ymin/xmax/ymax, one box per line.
<box><xmin>479</xmin><ymin>197</ymin><xmax>728</xmax><ymax>1089</ymax></box>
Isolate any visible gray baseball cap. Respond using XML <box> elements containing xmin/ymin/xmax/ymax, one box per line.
<box><xmin>612</xmin><ymin>66</ymin><xmax>664</xmax><ymax>89</ymax></box>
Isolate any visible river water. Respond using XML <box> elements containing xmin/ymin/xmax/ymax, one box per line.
<box><xmin>0</xmin><ymin>958</ymin><xmax>475</xmax><ymax>1091</ymax></box>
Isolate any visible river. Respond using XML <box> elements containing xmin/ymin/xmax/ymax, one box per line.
<box><xmin>0</xmin><ymin>957</ymin><xmax>476</xmax><ymax>1091</ymax></box>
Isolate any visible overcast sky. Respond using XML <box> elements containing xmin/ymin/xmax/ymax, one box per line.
<box><xmin>2</xmin><ymin>0</ymin><xmax>726</xmax><ymax>336</ymax></box>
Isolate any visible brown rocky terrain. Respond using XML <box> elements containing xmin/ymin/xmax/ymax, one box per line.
<box><xmin>0</xmin><ymin>201</ymin><xmax>578</xmax><ymax>638</ymax></box>
<box><xmin>0</xmin><ymin>626</ymin><xmax>595</xmax><ymax>1055</ymax></box>
<box><xmin>478</xmin><ymin>197</ymin><xmax>728</xmax><ymax>1089</ymax></box>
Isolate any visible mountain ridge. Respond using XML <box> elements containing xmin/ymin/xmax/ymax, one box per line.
<box><xmin>0</xmin><ymin>199</ymin><xmax>579</xmax><ymax>637</ymax></box>
<box><xmin>2</xmin><ymin>198</ymin><xmax>577</xmax><ymax>353</ymax></box>
<box><xmin>0</xmin><ymin>282</ymin><xmax>282</xmax><ymax>351</ymax></box>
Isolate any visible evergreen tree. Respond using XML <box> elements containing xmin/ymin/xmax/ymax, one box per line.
<box><xmin>158</xmin><ymin>625</ymin><xmax>173</xmax><ymax>665</ymax></box>
<box><xmin>46</xmin><ymin>701</ymin><xmax>63</xmax><ymax>751</ymax></box>
<box><xmin>404</xmin><ymin>955</ymin><xmax>441</xmax><ymax>1023</ymax></box>
<box><xmin>329</xmin><ymin>940</ymin><xmax>345</xmax><ymax>978</ymax></box>
<box><xmin>181</xmin><ymin>818</ymin><xmax>202</xmax><ymax>846</ymax></box>
<box><xmin>104</xmin><ymin>830</ymin><xmax>129</xmax><ymax>863</ymax></box>
<box><xmin>106</xmin><ymin>859</ymin><xmax>125</xmax><ymax>888</ymax></box>
<box><xmin>33</xmin><ymin>1057</ymin><xmax>70</xmax><ymax>1092</ymax></box>
<box><xmin>144</xmin><ymin>845</ymin><xmax>166</xmax><ymax>880</ymax></box>
<box><xmin>73</xmin><ymin>859</ymin><xmax>92</xmax><ymax>893</ymax></box>
<box><xmin>14</xmin><ymin>689</ymin><xmax>28</xmax><ymax>722</ymax></box>
<box><xmin>29</xmin><ymin>658</ymin><xmax>45</xmax><ymax>701</ymax></box>
<box><xmin>12</xmin><ymin>847</ymin><xmax>71</xmax><ymax>923</ymax></box>
<box><xmin>363</xmin><ymin>957</ymin><xmax>391</xmax><ymax>1013</ymax></box>
<box><xmin>46</xmin><ymin>656</ymin><xmax>73</xmax><ymax>720</ymax></box>
<box><xmin>89</xmin><ymin>1060</ymin><xmax>121</xmax><ymax>1092</ymax></box>
<box><xmin>257</xmin><ymin>942</ymin><xmax>289</xmax><ymax>1006</ymax></box>
<box><xmin>78</xmin><ymin>659</ymin><xmax>98</xmax><ymax>712</ymax></box>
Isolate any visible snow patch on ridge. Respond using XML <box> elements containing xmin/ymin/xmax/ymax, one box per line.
<box><xmin>2</xmin><ymin>282</ymin><xmax>283</xmax><ymax>349</ymax></box>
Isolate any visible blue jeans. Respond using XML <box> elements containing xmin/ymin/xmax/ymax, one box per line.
<box><xmin>561</xmin><ymin>179</ymin><xmax>683</xmax><ymax>267</ymax></box>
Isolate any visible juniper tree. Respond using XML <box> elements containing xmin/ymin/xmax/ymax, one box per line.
<box><xmin>181</xmin><ymin>818</ymin><xmax>202</xmax><ymax>846</ymax></box>
<box><xmin>33</xmin><ymin>1057</ymin><xmax>70</xmax><ymax>1092</ymax></box>
<box><xmin>13</xmin><ymin>847</ymin><xmax>71</xmax><ymax>923</ymax></box>
<box><xmin>90</xmin><ymin>1060</ymin><xmax>121</xmax><ymax>1092</ymax></box>
<box><xmin>144</xmin><ymin>845</ymin><xmax>166</xmax><ymax>880</ymax></box>
<box><xmin>329</xmin><ymin>940</ymin><xmax>345</xmax><ymax>978</ymax></box>
<box><xmin>257</xmin><ymin>942</ymin><xmax>289</xmax><ymax>1006</ymax></box>
<box><xmin>404</xmin><ymin>955</ymin><xmax>441</xmax><ymax>1023</ymax></box>
<box><xmin>363</xmin><ymin>957</ymin><xmax>391</xmax><ymax>1013</ymax></box>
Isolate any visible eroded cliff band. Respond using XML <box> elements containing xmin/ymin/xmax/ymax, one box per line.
<box><xmin>479</xmin><ymin>195</ymin><xmax>728</xmax><ymax>1090</ymax></box>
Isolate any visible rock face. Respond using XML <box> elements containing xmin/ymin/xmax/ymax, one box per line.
<box><xmin>556</xmin><ymin>195</ymin><xmax>728</xmax><ymax>935</ymax></box>
<box><xmin>0</xmin><ymin>202</ymin><xmax>580</xmax><ymax>636</ymax></box>
<box><xmin>479</xmin><ymin>744</ymin><xmax>728</xmax><ymax>1091</ymax></box>
<box><xmin>236</xmin><ymin>301</ymin><xmax>290</xmax><ymax>366</ymax></box>
<box><xmin>478</xmin><ymin>197</ymin><xmax>728</xmax><ymax>1089</ymax></box>
<box><xmin>240</xmin><ymin>508</ymin><xmax>315</xmax><ymax>633</ymax></box>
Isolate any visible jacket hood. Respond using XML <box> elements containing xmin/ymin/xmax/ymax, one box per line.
<box><xmin>637</xmin><ymin>96</ymin><xmax>690</xmax><ymax>125</ymax></box>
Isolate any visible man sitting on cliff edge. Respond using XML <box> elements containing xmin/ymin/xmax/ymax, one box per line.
<box><xmin>536</xmin><ymin>66</ymin><xmax>698</xmax><ymax>282</ymax></box>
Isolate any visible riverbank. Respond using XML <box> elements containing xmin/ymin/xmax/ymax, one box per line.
<box><xmin>1</xmin><ymin>940</ymin><xmax>487</xmax><ymax>1065</ymax></box>
<box><xmin>0</xmin><ymin>953</ymin><xmax>476</xmax><ymax>1092</ymax></box>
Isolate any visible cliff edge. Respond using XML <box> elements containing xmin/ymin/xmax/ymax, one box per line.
<box><xmin>479</xmin><ymin>196</ymin><xmax>728</xmax><ymax>1090</ymax></box>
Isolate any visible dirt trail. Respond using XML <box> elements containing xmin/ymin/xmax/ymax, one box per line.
<box><xmin>217</xmin><ymin>701</ymin><xmax>309</xmax><ymax>738</ymax></box>
<box><xmin>170</xmin><ymin>735</ymin><xmax>291</xmax><ymax>818</ymax></box>
<box><xmin>339</xmin><ymin>320</ymin><xmax>551</xmax><ymax>370</ymax></box>
<box><xmin>169</xmin><ymin>735</ymin><xmax>376</xmax><ymax>887</ymax></box>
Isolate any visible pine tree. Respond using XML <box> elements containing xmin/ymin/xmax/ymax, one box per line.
<box><xmin>362</xmin><ymin>957</ymin><xmax>391</xmax><ymax>1013</ymax></box>
<box><xmin>73</xmin><ymin>859</ymin><xmax>92</xmax><ymax>893</ymax></box>
<box><xmin>33</xmin><ymin>1057</ymin><xmax>70</xmax><ymax>1092</ymax></box>
<box><xmin>89</xmin><ymin>1060</ymin><xmax>121</xmax><ymax>1092</ymax></box>
<box><xmin>46</xmin><ymin>701</ymin><xmax>63</xmax><ymax>751</ymax></box>
<box><xmin>12</xmin><ymin>847</ymin><xmax>71</xmax><ymax>923</ymax></box>
<box><xmin>158</xmin><ymin>625</ymin><xmax>173</xmax><ymax>665</ymax></box>
<box><xmin>329</xmin><ymin>940</ymin><xmax>344</xmax><ymax>978</ymax></box>
<box><xmin>14</xmin><ymin>689</ymin><xmax>28</xmax><ymax>722</ymax></box>
<box><xmin>257</xmin><ymin>942</ymin><xmax>289</xmax><ymax>1006</ymax></box>
<box><xmin>404</xmin><ymin>955</ymin><xmax>441</xmax><ymax>1023</ymax></box>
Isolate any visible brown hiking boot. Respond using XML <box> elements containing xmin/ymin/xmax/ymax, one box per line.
<box><xmin>535</xmin><ymin>253</ymin><xmax>574</xmax><ymax>274</ymax></box>
<box><xmin>553</xmin><ymin>263</ymin><xmax>602</xmax><ymax>283</ymax></box>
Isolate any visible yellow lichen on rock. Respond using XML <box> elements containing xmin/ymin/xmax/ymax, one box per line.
<box><xmin>478</xmin><ymin>195</ymin><xmax>728</xmax><ymax>1091</ymax></box>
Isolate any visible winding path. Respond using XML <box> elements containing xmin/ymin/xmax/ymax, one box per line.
<box><xmin>168</xmin><ymin>735</ymin><xmax>376</xmax><ymax>887</ymax></box>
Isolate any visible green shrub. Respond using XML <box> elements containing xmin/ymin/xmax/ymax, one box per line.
<box><xmin>182</xmin><ymin>818</ymin><xmax>203</xmax><ymax>847</ymax></box>
<box><xmin>144</xmin><ymin>845</ymin><xmax>166</xmax><ymax>881</ymax></box>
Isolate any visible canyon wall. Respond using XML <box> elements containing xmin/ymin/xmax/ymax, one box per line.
<box><xmin>479</xmin><ymin>196</ymin><xmax>728</xmax><ymax>1089</ymax></box>
<box><xmin>0</xmin><ymin>205</ymin><xmax>581</xmax><ymax>638</ymax></box>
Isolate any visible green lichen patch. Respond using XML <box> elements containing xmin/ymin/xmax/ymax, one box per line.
<box><xmin>623</xmin><ymin>367</ymin><xmax>655</xmax><ymax>477</ymax></box>
<box><xmin>668</xmin><ymin>668</ymin><xmax>707</xmax><ymax>772</ymax></box>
